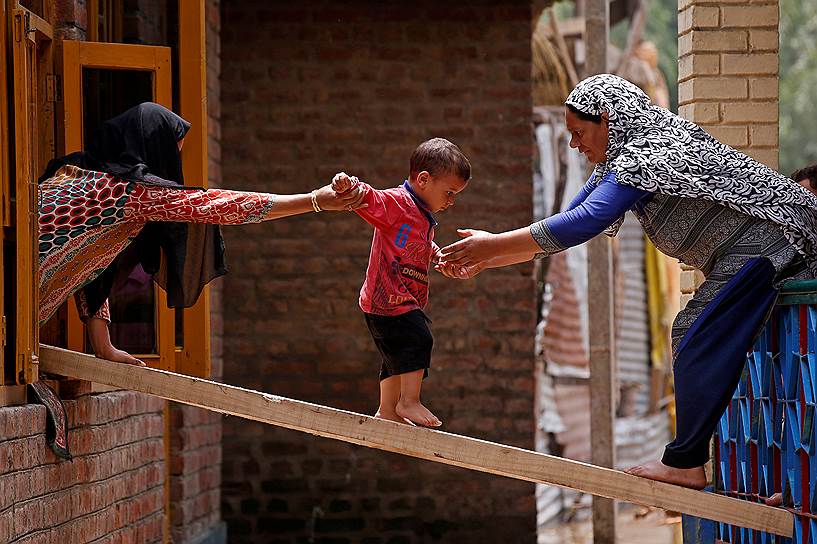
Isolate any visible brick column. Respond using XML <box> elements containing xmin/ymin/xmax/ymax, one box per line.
<box><xmin>677</xmin><ymin>0</ymin><xmax>779</xmax><ymax>303</ymax></box>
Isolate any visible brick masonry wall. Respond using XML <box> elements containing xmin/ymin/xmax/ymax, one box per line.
<box><xmin>0</xmin><ymin>393</ymin><xmax>165</xmax><ymax>543</ymax></box>
<box><xmin>678</xmin><ymin>0</ymin><xmax>780</xmax><ymax>170</ymax></box>
<box><xmin>677</xmin><ymin>0</ymin><xmax>780</xmax><ymax>304</ymax></box>
<box><xmin>220</xmin><ymin>1</ymin><xmax>536</xmax><ymax>542</ymax></box>
<box><xmin>168</xmin><ymin>1</ymin><xmax>225</xmax><ymax>542</ymax></box>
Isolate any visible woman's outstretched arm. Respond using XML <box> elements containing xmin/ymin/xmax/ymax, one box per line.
<box><xmin>440</xmin><ymin>177</ymin><xmax>649</xmax><ymax>268</ymax></box>
<box><xmin>126</xmin><ymin>182</ymin><xmax>367</xmax><ymax>224</ymax></box>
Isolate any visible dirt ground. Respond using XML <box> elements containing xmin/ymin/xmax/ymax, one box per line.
<box><xmin>537</xmin><ymin>507</ymin><xmax>682</xmax><ymax>544</ymax></box>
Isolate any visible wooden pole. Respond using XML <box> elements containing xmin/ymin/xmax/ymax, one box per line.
<box><xmin>39</xmin><ymin>345</ymin><xmax>794</xmax><ymax>538</ymax></box>
<box><xmin>547</xmin><ymin>7</ymin><xmax>578</xmax><ymax>88</ymax></box>
<box><xmin>583</xmin><ymin>0</ymin><xmax>616</xmax><ymax>541</ymax></box>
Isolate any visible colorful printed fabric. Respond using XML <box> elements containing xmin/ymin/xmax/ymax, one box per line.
<box><xmin>38</xmin><ymin>165</ymin><xmax>277</xmax><ymax>324</ymax></box>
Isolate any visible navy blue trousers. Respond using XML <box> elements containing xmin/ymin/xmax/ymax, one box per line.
<box><xmin>662</xmin><ymin>258</ymin><xmax>778</xmax><ymax>469</ymax></box>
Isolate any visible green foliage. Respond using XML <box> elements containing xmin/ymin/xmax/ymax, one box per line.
<box><xmin>540</xmin><ymin>0</ymin><xmax>679</xmax><ymax>112</ymax></box>
<box><xmin>779</xmin><ymin>0</ymin><xmax>817</xmax><ymax>175</ymax></box>
<box><xmin>643</xmin><ymin>0</ymin><xmax>678</xmax><ymax>112</ymax></box>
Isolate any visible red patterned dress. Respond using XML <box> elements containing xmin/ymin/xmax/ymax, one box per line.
<box><xmin>39</xmin><ymin>165</ymin><xmax>277</xmax><ymax>324</ymax></box>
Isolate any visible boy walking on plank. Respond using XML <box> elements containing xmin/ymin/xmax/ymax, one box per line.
<box><xmin>332</xmin><ymin>138</ymin><xmax>471</xmax><ymax>427</ymax></box>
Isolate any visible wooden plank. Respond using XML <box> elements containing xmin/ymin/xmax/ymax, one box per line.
<box><xmin>26</xmin><ymin>10</ymin><xmax>52</xmax><ymax>41</ymax></box>
<box><xmin>177</xmin><ymin>0</ymin><xmax>211</xmax><ymax>379</ymax></box>
<box><xmin>547</xmin><ymin>8</ymin><xmax>578</xmax><ymax>88</ymax></box>
<box><xmin>60</xmin><ymin>40</ymin><xmax>82</xmax><ymax>154</ymax></box>
<box><xmin>76</xmin><ymin>41</ymin><xmax>172</xmax><ymax>71</ymax></box>
<box><xmin>152</xmin><ymin>47</ymin><xmax>173</xmax><ymax>376</ymax></box>
<box><xmin>39</xmin><ymin>344</ymin><xmax>794</xmax><ymax>538</ymax></box>
<box><xmin>87</xmin><ymin>0</ymin><xmax>99</xmax><ymax>41</ymax></box>
<box><xmin>542</xmin><ymin>16</ymin><xmax>585</xmax><ymax>38</ymax></box>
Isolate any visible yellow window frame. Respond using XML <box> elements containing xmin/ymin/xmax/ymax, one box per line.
<box><xmin>10</xmin><ymin>5</ymin><xmax>53</xmax><ymax>387</ymax></box>
<box><xmin>60</xmin><ymin>38</ymin><xmax>210</xmax><ymax>377</ymax></box>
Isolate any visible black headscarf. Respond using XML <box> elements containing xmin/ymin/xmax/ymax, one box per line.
<box><xmin>39</xmin><ymin>102</ymin><xmax>227</xmax><ymax>316</ymax></box>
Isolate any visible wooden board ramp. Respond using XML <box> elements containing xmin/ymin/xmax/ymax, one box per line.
<box><xmin>39</xmin><ymin>345</ymin><xmax>793</xmax><ymax>537</ymax></box>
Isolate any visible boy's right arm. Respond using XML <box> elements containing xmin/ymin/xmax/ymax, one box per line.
<box><xmin>332</xmin><ymin>172</ymin><xmax>398</xmax><ymax>230</ymax></box>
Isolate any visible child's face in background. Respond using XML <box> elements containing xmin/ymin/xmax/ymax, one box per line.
<box><xmin>414</xmin><ymin>171</ymin><xmax>469</xmax><ymax>213</ymax></box>
<box><xmin>798</xmin><ymin>177</ymin><xmax>817</xmax><ymax>197</ymax></box>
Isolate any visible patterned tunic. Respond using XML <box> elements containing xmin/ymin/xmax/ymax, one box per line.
<box><xmin>39</xmin><ymin>165</ymin><xmax>277</xmax><ymax>324</ymax></box>
<box><xmin>632</xmin><ymin>194</ymin><xmax>808</xmax><ymax>348</ymax></box>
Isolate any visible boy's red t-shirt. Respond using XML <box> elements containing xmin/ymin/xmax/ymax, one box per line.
<box><xmin>354</xmin><ymin>181</ymin><xmax>438</xmax><ymax>316</ymax></box>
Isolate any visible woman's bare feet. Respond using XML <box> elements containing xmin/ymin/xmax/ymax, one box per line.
<box><xmin>99</xmin><ymin>347</ymin><xmax>146</xmax><ymax>367</ymax></box>
<box><xmin>625</xmin><ymin>460</ymin><xmax>707</xmax><ymax>490</ymax></box>
<box><xmin>395</xmin><ymin>399</ymin><xmax>442</xmax><ymax>427</ymax></box>
<box><xmin>764</xmin><ymin>493</ymin><xmax>783</xmax><ymax>507</ymax></box>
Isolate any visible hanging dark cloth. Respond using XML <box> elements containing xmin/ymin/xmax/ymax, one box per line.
<box><xmin>38</xmin><ymin>102</ymin><xmax>227</xmax><ymax>316</ymax></box>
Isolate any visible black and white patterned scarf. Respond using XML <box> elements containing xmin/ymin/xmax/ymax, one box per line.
<box><xmin>566</xmin><ymin>74</ymin><xmax>817</xmax><ymax>274</ymax></box>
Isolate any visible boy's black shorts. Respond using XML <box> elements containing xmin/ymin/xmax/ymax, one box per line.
<box><xmin>364</xmin><ymin>309</ymin><xmax>433</xmax><ymax>381</ymax></box>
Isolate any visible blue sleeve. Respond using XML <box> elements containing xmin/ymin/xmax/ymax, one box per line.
<box><xmin>562</xmin><ymin>175</ymin><xmax>596</xmax><ymax>212</ymax></box>
<box><xmin>530</xmin><ymin>176</ymin><xmax>650</xmax><ymax>252</ymax></box>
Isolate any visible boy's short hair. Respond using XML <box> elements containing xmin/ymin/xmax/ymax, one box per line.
<box><xmin>791</xmin><ymin>164</ymin><xmax>817</xmax><ymax>189</ymax></box>
<box><xmin>410</xmin><ymin>138</ymin><xmax>471</xmax><ymax>182</ymax></box>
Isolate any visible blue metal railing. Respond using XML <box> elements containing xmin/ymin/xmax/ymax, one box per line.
<box><xmin>685</xmin><ymin>280</ymin><xmax>817</xmax><ymax>543</ymax></box>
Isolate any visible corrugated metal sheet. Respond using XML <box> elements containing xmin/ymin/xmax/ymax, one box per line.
<box><xmin>533</xmin><ymin>111</ymin><xmax>670</xmax><ymax>533</ymax></box>
<box><xmin>542</xmin><ymin>253</ymin><xmax>589</xmax><ymax>369</ymax></box>
<box><xmin>617</xmin><ymin>213</ymin><xmax>651</xmax><ymax>416</ymax></box>
<box><xmin>553</xmin><ymin>383</ymin><xmax>591</xmax><ymax>462</ymax></box>
<box><xmin>615</xmin><ymin>413</ymin><xmax>672</xmax><ymax>469</ymax></box>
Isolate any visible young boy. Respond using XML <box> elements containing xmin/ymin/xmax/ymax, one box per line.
<box><xmin>791</xmin><ymin>163</ymin><xmax>817</xmax><ymax>197</ymax></box>
<box><xmin>331</xmin><ymin>138</ymin><xmax>471</xmax><ymax>427</ymax></box>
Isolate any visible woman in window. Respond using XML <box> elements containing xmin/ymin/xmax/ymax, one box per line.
<box><xmin>39</xmin><ymin>103</ymin><xmax>364</xmax><ymax>366</ymax></box>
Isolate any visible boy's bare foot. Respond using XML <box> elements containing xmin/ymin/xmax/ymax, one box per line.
<box><xmin>765</xmin><ymin>493</ymin><xmax>783</xmax><ymax>506</ymax></box>
<box><xmin>374</xmin><ymin>410</ymin><xmax>416</xmax><ymax>426</ymax></box>
<box><xmin>625</xmin><ymin>460</ymin><xmax>707</xmax><ymax>490</ymax></box>
<box><xmin>395</xmin><ymin>400</ymin><xmax>441</xmax><ymax>427</ymax></box>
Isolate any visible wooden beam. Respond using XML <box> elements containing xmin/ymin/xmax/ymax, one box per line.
<box><xmin>547</xmin><ymin>8</ymin><xmax>578</xmax><ymax>88</ymax></box>
<box><xmin>38</xmin><ymin>345</ymin><xmax>794</xmax><ymax>538</ymax></box>
<box><xmin>177</xmin><ymin>0</ymin><xmax>211</xmax><ymax>379</ymax></box>
<box><xmin>584</xmin><ymin>0</ymin><xmax>614</xmax><ymax>540</ymax></box>
<box><xmin>543</xmin><ymin>16</ymin><xmax>585</xmax><ymax>38</ymax></box>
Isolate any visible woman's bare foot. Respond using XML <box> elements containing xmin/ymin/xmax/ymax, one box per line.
<box><xmin>764</xmin><ymin>493</ymin><xmax>783</xmax><ymax>506</ymax></box>
<box><xmin>99</xmin><ymin>347</ymin><xmax>146</xmax><ymax>367</ymax></box>
<box><xmin>625</xmin><ymin>460</ymin><xmax>707</xmax><ymax>490</ymax></box>
<box><xmin>374</xmin><ymin>411</ymin><xmax>417</xmax><ymax>426</ymax></box>
<box><xmin>395</xmin><ymin>399</ymin><xmax>441</xmax><ymax>427</ymax></box>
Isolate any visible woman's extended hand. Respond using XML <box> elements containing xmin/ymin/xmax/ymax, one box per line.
<box><xmin>316</xmin><ymin>175</ymin><xmax>367</xmax><ymax>211</ymax></box>
<box><xmin>434</xmin><ymin>260</ymin><xmax>484</xmax><ymax>280</ymax></box>
<box><xmin>439</xmin><ymin>229</ymin><xmax>498</xmax><ymax>267</ymax></box>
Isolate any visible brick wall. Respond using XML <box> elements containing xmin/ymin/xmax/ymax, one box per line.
<box><xmin>220</xmin><ymin>1</ymin><xmax>536</xmax><ymax>542</ymax></box>
<box><xmin>678</xmin><ymin>0</ymin><xmax>779</xmax><ymax>170</ymax></box>
<box><xmin>677</xmin><ymin>0</ymin><xmax>780</xmax><ymax>302</ymax></box>
<box><xmin>0</xmin><ymin>393</ymin><xmax>165</xmax><ymax>543</ymax></box>
<box><xmin>122</xmin><ymin>0</ymin><xmax>167</xmax><ymax>45</ymax></box>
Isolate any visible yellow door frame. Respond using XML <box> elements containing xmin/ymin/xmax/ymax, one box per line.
<box><xmin>60</xmin><ymin>40</ymin><xmax>176</xmax><ymax>371</ymax></box>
